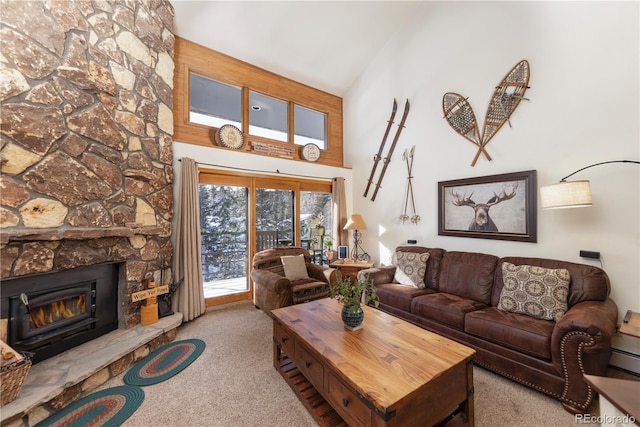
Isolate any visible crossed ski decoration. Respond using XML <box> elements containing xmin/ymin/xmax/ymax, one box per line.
<box><xmin>400</xmin><ymin>145</ymin><xmax>420</xmax><ymax>224</ymax></box>
<box><xmin>363</xmin><ymin>98</ymin><xmax>410</xmax><ymax>201</ymax></box>
<box><xmin>443</xmin><ymin>60</ymin><xmax>530</xmax><ymax>167</ymax></box>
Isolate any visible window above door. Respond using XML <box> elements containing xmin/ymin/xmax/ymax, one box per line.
<box><xmin>174</xmin><ymin>37</ymin><xmax>343</xmax><ymax>167</ymax></box>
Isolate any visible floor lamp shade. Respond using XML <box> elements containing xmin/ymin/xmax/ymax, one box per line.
<box><xmin>540</xmin><ymin>180</ymin><xmax>592</xmax><ymax>209</ymax></box>
<box><xmin>540</xmin><ymin>160</ymin><xmax>639</xmax><ymax>210</ymax></box>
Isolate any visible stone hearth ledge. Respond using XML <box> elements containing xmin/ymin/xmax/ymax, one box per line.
<box><xmin>1</xmin><ymin>313</ymin><xmax>182</xmax><ymax>424</ymax></box>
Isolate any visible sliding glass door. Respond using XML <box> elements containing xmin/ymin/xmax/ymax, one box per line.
<box><xmin>198</xmin><ymin>170</ymin><xmax>332</xmax><ymax>306</ymax></box>
<box><xmin>199</xmin><ymin>175</ymin><xmax>251</xmax><ymax>305</ymax></box>
<box><xmin>200</xmin><ymin>173</ymin><xmax>251</xmax><ymax>305</ymax></box>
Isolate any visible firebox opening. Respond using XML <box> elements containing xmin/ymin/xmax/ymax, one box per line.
<box><xmin>1</xmin><ymin>263</ymin><xmax>120</xmax><ymax>364</ymax></box>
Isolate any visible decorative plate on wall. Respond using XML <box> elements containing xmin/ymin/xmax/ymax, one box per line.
<box><xmin>300</xmin><ymin>143</ymin><xmax>321</xmax><ymax>162</ymax></box>
<box><xmin>212</xmin><ymin>124</ymin><xmax>245</xmax><ymax>150</ymax></box>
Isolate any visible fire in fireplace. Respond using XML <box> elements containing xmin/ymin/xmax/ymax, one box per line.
<box><xmin>26</xmin><ymin>291</ymin><xmax>87</xmax><ymax>330</ymax></box>
<box><xmin>1</xmin><ymin>263</ymin><xmax>120</xmax><ymax>364</ymax></box>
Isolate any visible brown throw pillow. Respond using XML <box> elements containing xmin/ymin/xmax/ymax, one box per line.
<box><xmin>393</xmin><ymin>251</ymin><xmax>430</xmax><ymax>289</ymax></box>
<box><xmin>281</xmin><ymin>254</ymin><xmax>309</xmax><ymax>281</ymax></box>
<box><xmin>497</xmin><ymin>262</ymin><xmax>570</xmax><ymax>321</ymax></box>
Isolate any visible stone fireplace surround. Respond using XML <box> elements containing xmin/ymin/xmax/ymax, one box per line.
<box><xmin>1</xmin><ymin>1</ymin><xmax>181</xmax><ymax>424</ymax></box>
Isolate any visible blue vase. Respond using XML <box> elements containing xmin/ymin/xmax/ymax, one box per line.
<box><xmin>341</xmin><ymin>306</ymin><xmax>364</xmax><ymax>330</ymax></box>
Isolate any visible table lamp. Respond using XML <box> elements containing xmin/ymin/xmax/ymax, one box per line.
<box><xmin>343</xmin><ymin>214</ymin><xmax>369</xmax><ymax>261</ymax></box>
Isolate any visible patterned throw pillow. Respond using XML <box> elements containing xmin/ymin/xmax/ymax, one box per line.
<box><xmin>281</xmin><ymin>254</ymin><xmax>309</xmax><ymax>281</ymax></box>
<box><xmin>497</xmin><ymin>262</ymin><xmax>570</xmax><ymax>322</ymax></box>
<box><xmin>393</xmin><ymin>251</ymin><xmax>430</xmax><ymax>289</ymax></box>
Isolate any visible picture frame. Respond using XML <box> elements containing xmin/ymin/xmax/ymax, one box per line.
<box><xmin>338</xmin><ymin>245</ymin><xmax>349</xmax><ymax>260</ymax></box>
<box><xmin>438</xmin><ymin>170</ymin><xmax>537</xmax><ymax>242</ymax></box>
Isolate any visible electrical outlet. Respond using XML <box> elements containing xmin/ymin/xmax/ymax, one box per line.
<box><xmin>579</xmin><ymin>250</ymin><xmax>600</xmax><ymax>259</ymax></box>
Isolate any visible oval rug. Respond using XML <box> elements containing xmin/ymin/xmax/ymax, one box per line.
<box><xmin>35</xmin><ymin>385</ymin><xmax>144</xmax><ymax>427</ymax></box>
<box><xmin>124</xmin><ymin>338</ymin><xmax>206</xmax><ymax>386</ymax></box>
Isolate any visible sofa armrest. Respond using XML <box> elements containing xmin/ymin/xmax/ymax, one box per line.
<box><xmin>550</xmin><ymin>298</ymin><xmax>618</xmax><ymax>411</ymax></box>
<box><xmin>307</xmin><ymin>264</ymin><xmax>338</xmax><ymax>286</ymax></box>
<box><xmin>358</xmin><ymin>265</ymin><xmax>396</xmax><ymax>286</ymax></box>
<box><xmin>250</xmin><ymin>269</ymin><xmax>291</xmax><ymax>295</ymax></box>
<box><xmin>552</xmin><ymin>299</ymin><xmax>618</xmax><ymax>368</ymax></box>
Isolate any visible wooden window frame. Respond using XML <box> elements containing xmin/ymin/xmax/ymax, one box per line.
<box><xmin>174</xmin><ymin>37</ymin><xmax>344</xmax><ymax>167</ymax></box>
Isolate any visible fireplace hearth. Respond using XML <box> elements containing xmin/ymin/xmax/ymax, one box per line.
<box><xmin>1</xmin><ymin>263</ymin><xmax>120</xmax><ymax>364</ymax></box>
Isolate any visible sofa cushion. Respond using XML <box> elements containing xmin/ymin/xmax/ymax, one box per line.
<box><xmin>281</xmin><ymin>254</ymin><xmax>309</xmax><ymax>281</ymax></box>
<box><xmin>438</xmin><ymin>251</ymin><xmax>498</xmax><ymax>304</ymax></box>
<box><xmin>411</xmin><ymin>293</ymin><xmax>488</xmax><ymax>331</ymax></box>
<box><xmin>497</xmin><ymin>262</ymin><xmax>570</xmax><ymax>321</ymax></box>
<box><xmin>375</xmin><ymin>284</ymin><xmax>435</xmax><ymax>312</ymax></box>
<box><xmin>493</xmin><ymin>257</ymin><xmax>610</xmax><ymax>309</ymax></box>
<box><xmin>465</xmin><ymin>307</ymin><xmax>554</xmax><ymax>359</ymax></box>
<box><xmin>291</xmin><ymin>278</ymin><xmax>330</xmax><ymax>304</ymax></box>
<box><xmin>393</xmin><ymin>251</ymin><xmax>430</xmax><ymax>288</ymax></box>
<box><xmin>392</xmin><ymin>246</ymin><xmax>446</xmax><ymax>290</ymax></box>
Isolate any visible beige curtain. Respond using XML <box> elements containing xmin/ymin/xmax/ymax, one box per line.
<box><xmin>332</xmin><ymin>177</ymin><xmax>348</xmax><ymax>246</ymax></box>
<box><xmin>173</xmin><ymin>158</ymin><xmax>206</xmax><ymax>321</ymax></box>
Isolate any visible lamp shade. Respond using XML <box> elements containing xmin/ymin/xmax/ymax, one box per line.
<box><xmin>343</xmin><ymin>214</ymin><xmax>367</xmax><ymax>230</ymax></box>
<box><xmin>540</xmin><ymin>180</ymin><xmax>592</xmax><ymax>209</ymax></box>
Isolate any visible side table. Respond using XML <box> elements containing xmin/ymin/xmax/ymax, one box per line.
<box><xmin>329</xmin><ymin>260</ymin><xmax>374</xmax><ymax>282</ymax></box>
<box><xmin>619</xmin><ymin>310</ymin><xmax>640</xmax><ymax>338</ymax></box>
<box><xmin>583</xmin><ymin>375</ymin><xmax>639</xmax><ymax>426</ymax></box>
<box><xmin>586</xmin><ymin>310</ymin><xmax>640</xmax><ymax>426</ymax></box>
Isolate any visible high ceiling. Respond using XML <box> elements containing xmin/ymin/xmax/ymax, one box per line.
<box><xmin>170</xmin><ymin>1</ymin><xmax>423</xmax><ymax>96</ymax></box>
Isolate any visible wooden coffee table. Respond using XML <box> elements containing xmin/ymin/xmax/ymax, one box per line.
<box><xmin>272</xmin><ymin>298</ymin><xmax>476</xmax><ymax>426</ymax></box>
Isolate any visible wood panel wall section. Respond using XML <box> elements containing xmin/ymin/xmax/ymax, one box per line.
<box><xmin>173</xmin><ymin>37</ymin><xmax>344</xmax><ymax>167</ymax></box>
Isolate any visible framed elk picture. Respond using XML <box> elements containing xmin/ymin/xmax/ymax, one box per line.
<box><xmin>438</xmin><ymin>170</ymin><xmax>537</xmax><ymax>242</ymax></box>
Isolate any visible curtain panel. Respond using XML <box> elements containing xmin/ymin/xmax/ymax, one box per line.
<box><xmin>332</xmin><ymin>177</ymin><xmax>348</xmax><ymax>247</ymax></box>
<box><xmin>173</xmin><ymin>158</ymin><xmax>206</xmax><ymax>321</ymax></box>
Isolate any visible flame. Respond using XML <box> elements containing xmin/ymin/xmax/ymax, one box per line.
<box><xmin>32</xmin><ymin>309</ymin><xmax>45</xmax><ymax>328</ymax></box>
<box><xmin>28</xmin><ymin>295</ymin><xmax>87</xmax><ymax>329</ymax></box>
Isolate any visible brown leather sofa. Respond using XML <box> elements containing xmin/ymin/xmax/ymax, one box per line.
<box><xmin>251</xmin><ymin>246</ymin><xmax>338</xmax><ymax>315</ymax></box>
<box><xmin>358</xmin><ymin>245</ymin><xmax>618</xmax><ymax>414</ymax></box>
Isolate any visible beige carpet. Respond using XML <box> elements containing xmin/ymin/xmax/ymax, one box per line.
<box><xmin>98</xmin><ymin>301</ymin><xmax>635</xmax><ymax>426</ymax></box>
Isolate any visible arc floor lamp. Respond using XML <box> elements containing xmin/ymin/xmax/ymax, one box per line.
<box><xmin>540</xmin><ymin>160</ymin><xmax>640</xmax><ymax>209</ymax></box>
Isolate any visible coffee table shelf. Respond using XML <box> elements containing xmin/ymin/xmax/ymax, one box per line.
<box><xmin>277</xmin><ymin>355</ymin><xmax>347</xmax><ymax>427</ymax></box>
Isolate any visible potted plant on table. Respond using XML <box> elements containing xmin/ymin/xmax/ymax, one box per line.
<box><xmin>329</xmin><ymin>275</ymin><xmax>379</xmax><ymax>330</ymax></box>
<box><xmin>324</xmin><ymin>237</ymin><xmax>334</xmax><ymax>261</ymax></box>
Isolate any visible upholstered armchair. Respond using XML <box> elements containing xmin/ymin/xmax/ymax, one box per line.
<box><xmin>251</xmin><ymin>246</ymin><xmax>338</xmax><ymax>315</ymax></box>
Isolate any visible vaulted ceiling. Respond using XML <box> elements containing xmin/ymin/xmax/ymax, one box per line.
<box><xmin>170</xmin><ymin>1</ymin><xmax>424</xmax><ymax>96</ymax></box>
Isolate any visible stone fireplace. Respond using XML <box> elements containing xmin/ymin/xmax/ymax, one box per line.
<box><xmin>1</xmin><ymin>0</ymin><xmax>175</xmax><ymax>333</ymax></box>
<box><xmin>1</xmin><ymin>1</ymin><xmax>178</xmax><ymax>422</ymax></box>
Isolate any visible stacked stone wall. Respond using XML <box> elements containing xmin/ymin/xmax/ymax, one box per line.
<box><xmin>0</xmin><ymin>0</ymin><xmax>175</xmax><ymax>328</ymax></box>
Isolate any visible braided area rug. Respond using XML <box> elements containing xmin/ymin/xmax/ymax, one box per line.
<box><xmin>124</xmin><ymin>339</ymin><xmax>205</xmax><ymax>386</ymax></box>
<box><xmin>34</xmin><ymin>385</ymin><xmax>144</xmax><ymax>427</ymax></box>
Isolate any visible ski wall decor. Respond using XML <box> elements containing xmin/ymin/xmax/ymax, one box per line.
<box><xmin>363</xmin><ymin>99</ymin><xmax>397</xmax><ymax>198</ymax></box>
<box><xmin>443</xmin><ymin>60</ymin><xmax>530</xmax><ymax>166</ymax></box>
<box><xmin>370</xmin><ymin>99</ymin><xmax>410</xmax><ymax>202</ymax></box>
<box><xmin>400</xmin><ymin>145</ymin><xmax>420</xmax><ymax>224</ymax></box>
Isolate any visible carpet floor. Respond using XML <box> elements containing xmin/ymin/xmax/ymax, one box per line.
<box><xmin>96</xmin><ymin>301</ymin><xmax>637</xmax><ymax>426</ymax></box>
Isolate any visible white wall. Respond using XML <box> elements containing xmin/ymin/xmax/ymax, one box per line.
<box><xmin>343</xmin><ymin>2</ymin><xmax>639</xmax><ymax>355</ymax></box>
